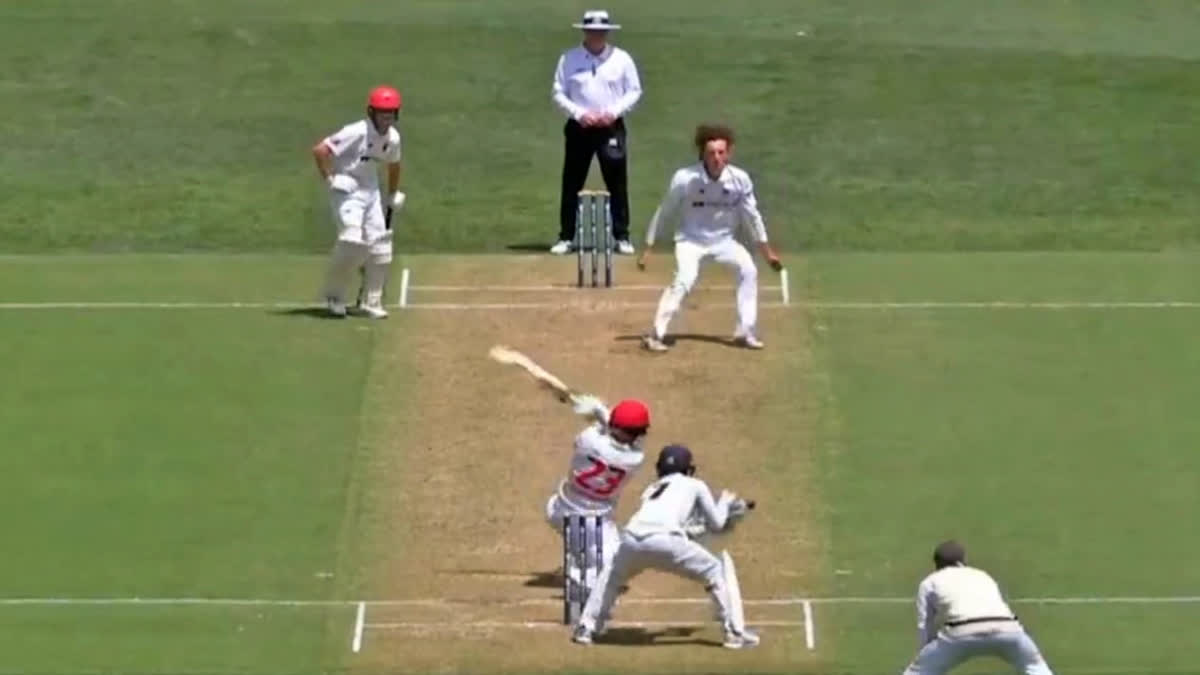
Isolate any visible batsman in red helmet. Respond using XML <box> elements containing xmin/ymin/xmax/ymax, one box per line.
<box><xmin>310</xmin><ymin>85</ymin><xmax>405</xmax><ymax>318</ymax></box>
<box><xmin>545</xmin><ymin>395</ymin><xmax>650</xmax><ymax>573</ymax></box>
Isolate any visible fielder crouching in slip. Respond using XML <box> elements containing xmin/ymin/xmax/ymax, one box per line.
<box><xmin>902</xmin><ymin>540</ymin><xmax>1055</xmax><ymax>675</ymax></box>
<box><xmin>545</xmin><ymin>395</ymin><xmax>650</xmax><ymax>572</ymax></box>
<box><xmin>311</xmin><ymin>85</ymin><xmax>406</xmax><ymax>319</ymax></box>
<box><xmin>572</xmin><ymin>444</ymin><xmax>759</xmax><ymax>649</ymax></box>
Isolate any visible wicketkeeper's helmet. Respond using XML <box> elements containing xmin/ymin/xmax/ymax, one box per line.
<box><xmin>655</xmin><ymin>444</ymin><xmax>696</xmax><ymax>477</ymax></box>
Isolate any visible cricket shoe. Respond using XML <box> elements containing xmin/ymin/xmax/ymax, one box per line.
<box><xmin>641</xmin><ymin>333</ymin><xmax>670</xmax><ymax>352</ymax></box>
<box><xmin>732</xmin><ymin>334</ymin><xmax>765</xmax><ymax>350</ymax></box>
<box><xmin>358</xmin><ymin>303</ymin><xmax>389</xmax><ymax>319</ymax></box>
<box><xmin>615</xmin><ymin>240</ymin><xmax>636</xmax><ymax>255</ymax></box>
<box><xmin>550</xmin><ymin>240</ymin><xmax>573</xmax><ymax>255</ymax></box>
<box><xmin>571</xmin><ymin>625</ymin><xmax>594</xmax><ymax>645</ymax></box>
<box><xmin>723</xmin><ymin>628</ymin><xmax>761</xmax><ymax>649</ymax></box>
<box><xmin>326</xmin><ymin>297</ymin><xmax>347</xmax><ymax>319</ymax></box>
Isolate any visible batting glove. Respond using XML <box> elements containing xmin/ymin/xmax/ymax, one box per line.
<box><xmin>571</xmin><ymin>394</ymin><xmax>607</xmax><ymax>418</ymax></box>
<box><xmin>390</xmin><ymin>191</ymin><xmax>407</xmax><ymax>210</ymax></box>
<box><xmin>328</xmin><ymin>174</ymin><xmax>357</xmax><ymax>193</ymax></box>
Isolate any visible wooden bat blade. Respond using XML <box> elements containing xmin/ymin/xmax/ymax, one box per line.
<box><xmin>488</xmin><ymin>345</ymin><xmax>574</xmax><ymax>396</ymax></box>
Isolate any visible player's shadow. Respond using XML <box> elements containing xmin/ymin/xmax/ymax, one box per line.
<box><xmin>596</xmin><ymin>626</ymin><xmax>720</xmax><ymax>647</ymax></box>
<box><xmin>272</xmin><ymin>307</ymin><xmax>343</xmax><ymax>320</ymax></box>
<box><xmin>614</xmin><ymin>333</ymin><xmax>744</xmax><ymax>349</ymax></box>
<box><xmin>523</xmin><ymin>570</ymin><xmax>562</xmax><ymax>589</ymax></box>
<box><xmin>506</xmin><ymin>242</ymin><xmax>554</xmax><ymax>253</ymax></box>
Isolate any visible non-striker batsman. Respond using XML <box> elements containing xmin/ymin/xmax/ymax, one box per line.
<box><xmin>311</xmin><ymin>85</ymin><xmax>406</xmax><ymax>318</ymax></box>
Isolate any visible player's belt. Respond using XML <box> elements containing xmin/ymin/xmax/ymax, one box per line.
<box><xmin>945</xmin><ymin>615</ymin><xmax>1018</xmax><ymax>627</ymax></box>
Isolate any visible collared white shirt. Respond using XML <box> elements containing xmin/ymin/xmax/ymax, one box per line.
<box><xmin>321</xmin><ymin>119</ymin><xmax>402</xmax><ymax>192</ymax></box>
<box><xmin>552</xmin><ymin>44</ymin><xmax>642</xmax><ymax>121</ymax></box>
<box><xmin>644</xmin><ymin>162</ymin><xmax>769</xmax><ymax>247</ymax></box>
<box><xmin>914</xmin><ymin>565</ymin><xmax>1018</xmax><ymax>645</ymax></box>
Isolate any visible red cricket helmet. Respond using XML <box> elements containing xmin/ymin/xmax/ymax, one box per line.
<box><xmin>609</xmin><ymin>399</ymin><xmax>650</xmax><ymax>432</ymax></box>
<box><xmin>367</xmin><ymin>85</ymin><xmax>402</xmax><ymax>111</ymax></box>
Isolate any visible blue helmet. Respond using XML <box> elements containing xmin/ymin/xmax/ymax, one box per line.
<box><xmin>656</xmin><ymin>444</ymin><xmax>696</xmax><ymax>477</ymax></box>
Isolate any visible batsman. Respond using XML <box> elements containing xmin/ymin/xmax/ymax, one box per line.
<box><xmin>310</xmin><ymin>85</ymin><xmax>406</xmax><ymax>319</ymax></box>
<box><xmin>486</xmin><ymin>346</ymin><xmax>650</xmax><ymax>573</ymax></box>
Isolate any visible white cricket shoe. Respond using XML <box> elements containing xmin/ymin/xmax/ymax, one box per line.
<box><xmin>723</xmin><ymin>628</ymin><xmax>761</xmax><ymax>649</ymax></box>
<box><xmin>358</xmin><ymin>303</ymin><xmax>389</xmax><ymax>319</ymax></box>
<box><xmin>615</xmin><ymin>240</ymin><xmax>635</xmax><ymax>255</ymax></box>
<box><xmin>641</xmin><ymin>333</ymin><xmax>670</xmax><ymax>352</ymax></box>
<box><xmin>571</xmin><ymin>625</ymin><xmax>594</xmax><ymax>645</ymax></box>
<box><xmin>550</xmin><ymin>240</ymin><xmax>573</xmax><ymax>255</ymax></box>
<box><xmin>733</xmin><ymin>334</ymin><xmax>765</xmax><ymax>350</ymax></box>
<box><xmin>326</xmin><ymin>297</ymin><xmax>347</xmax><ymax>318</ymax></box>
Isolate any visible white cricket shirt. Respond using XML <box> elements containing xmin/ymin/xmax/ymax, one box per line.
<box><xmin>322</xmin><ymin>119</ymin><xmax>402</xmax><ymax>192</ymax></box>
<box><xmin>552</xmin><ymin>44</ymin><xmax>642</xmax><ymax>121</ymax></box>
<box><xmin>914</xmin><ymin>565</ymin><xmax>1018</xmax><ymax>644</ymax></box>
<box><xmin>644</xmin><ymin>163</ymin><xmax>770</xmax><ymax>247</ymax></box>
<box><xmin>624</xmin><ymin>473</ymin><xmax>731</xmax><ymax>537</ymax></box>
<box><xmin>557</xmin><ymin>423</ymin><xmax>646</xmax><ymax>512</ymax></box>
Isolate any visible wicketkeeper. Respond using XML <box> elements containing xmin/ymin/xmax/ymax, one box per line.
<box><xmin>571</xmin><ymin>444</ymin><xmax>759</xmax><ymax>649</ymax></box>
<box><xmin>311</xmin><ymin>85</ymin><xmax>406</xmax><ymax>318</ymax></box>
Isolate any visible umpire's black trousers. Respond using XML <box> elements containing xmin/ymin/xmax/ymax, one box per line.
<box><xmin>558</xmin><ymin>117</ymin><xmax>630</xmax><ymax>242</ymax></box>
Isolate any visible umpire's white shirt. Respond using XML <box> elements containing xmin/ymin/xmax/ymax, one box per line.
<box><xmin>552</xmin><ymin>45</ymin><xmax>642</xmax><ymax>121</ymax></box>
<box><xmin>645</xmin><ymin>163</ymin><xmax>770</xmax><ymax>247</ymax></box>
<box><xmin>915</xmin><ymin>565</ymin><xmax>1019</xmax><ymax>644</ymax></box>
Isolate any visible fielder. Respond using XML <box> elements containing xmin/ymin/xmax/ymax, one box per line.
<box><xmin>311</xmin><ymin>85</ymin><xmax>406</xmax><ymax>319</ymax></box>
<box><xmin>902</xmin><ymin>541</ymin><xmax>1055</xmax><ymax>675</ymax></box>
<box><xmin>637</xmin><ymin>123</ymin><xmax>783</xmax><ymax>352</ymax></box>
<box><xmin>572</xmin><ymin>444</ymin><xmax>759</xmax><ymax>649</ymax></box>
<box><xmin>545</xmin><ymin>395</ymin><xmax>650</xmax><ymax>572</ymax></box>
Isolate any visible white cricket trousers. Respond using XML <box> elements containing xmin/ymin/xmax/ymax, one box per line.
<box><xmin>544</xmin><ymin>493</ymin><xmax>620</xmax><ymax>572</ymax></box>
<box><xmin>323</xmin><ymin>189</ymin><xmax>392</xmax><ymax>305</ymax></box>
<box><xmin>902</xmin><ymin>624</ymin><xmax>1054</xmax><ymax>675</ymax></box>
<box><xmin>652</xmin><ymin>237</ymin><xmax>758</xmax><ymax>339</ymax></box>
<box><xmin>578</xmin><ymin>530</ymin><xmax>732</xmax><ymax>632</ymax></box>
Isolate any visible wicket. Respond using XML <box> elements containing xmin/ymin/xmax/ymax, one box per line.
<box><xmin>562</xmin><ymin>514</ymin><xmax>604</xmax><ymax>625</ymax></box>
<box><xmin>575</xmin><ymin>190</ymin><xmax>613</xmax><ymax>288</ymax></box>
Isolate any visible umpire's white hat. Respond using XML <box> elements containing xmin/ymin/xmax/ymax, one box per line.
<box><xmin>573</xmin><ymin>9</ymin><xmax>621</xmax><ymax>30</ymax></box>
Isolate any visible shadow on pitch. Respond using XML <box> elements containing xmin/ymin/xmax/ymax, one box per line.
<box><xmin>506</xmin><ymin>242</ymin><xmax>553</xmax><ymax>253</ymax></box>
<box><xmin>272</xmin><ymin>307</ymin><xmax>344</xmax><ymax>320</ymax></box>
<box><xmin>614</xmin><ymin>333</ymin><xmax>744</xmax><ymax>349</ymax></box>
<box><xmin>596</xmin><ymin>626</ymin><xmax>720</xmax><ymax>647</ymax></box>
<box><xmin>432</xmin><ymin>568</ymin><xmax>564</xmax><ymax>589</ymax></box>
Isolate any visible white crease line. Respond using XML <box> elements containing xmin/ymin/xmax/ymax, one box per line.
<box><xmin>365</xmin><ymin>619</ymin><xmax>807</xmax><ymax>630</ymax></box>
<box><xmin>2</xmin><ymin>300</ymin><xmax>1199</xmax><ymax>311</ymax></box>
<box><xmin>351</xmin><ymin>601</ymin><xmax>365</xmax><ymax>653</ymax></box>
<box><xmin>409</xmin><ymin>284</ymin><xmax>783</xmax><ymax>292</ymax></box>
<box><xmin>398</xmin><ymin>268</ymin><xmax>410</xmax><ymax>308</ymax></box>
<box><xmin>803</xmin><ymin>599</ymin><xmax>815</xmax><ymax>650</ymax></box>
<box><xmin>0</xmin><ymin>596</ymin><xmax>1197</xmax><ymax>607</ymax></box>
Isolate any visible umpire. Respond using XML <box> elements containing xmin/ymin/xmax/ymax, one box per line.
<box><xmin>550</xmin><ymin>9</ymin><xmax>642</xmax><ymax>256</ymax></box>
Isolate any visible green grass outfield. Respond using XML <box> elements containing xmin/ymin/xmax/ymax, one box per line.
<box><xmin>4</xmin><ymin>0</ymin><xmax>1200</xmax><ymax>673</ymax></box>
<box><xmin>2</xmin><ymin>253</ymin><xmax>1200</xmax><ymax>674</ymax></box>
<box><xmin>2</xmin><ymin>0</ymin><xmax>1199</xmax><ymax>252</ymax></box>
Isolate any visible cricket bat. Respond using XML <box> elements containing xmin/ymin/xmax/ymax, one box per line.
<box><xmin>488</xmin><ymin>345</ymin><xmax>579</xmax><ymax>402</ymax></box>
